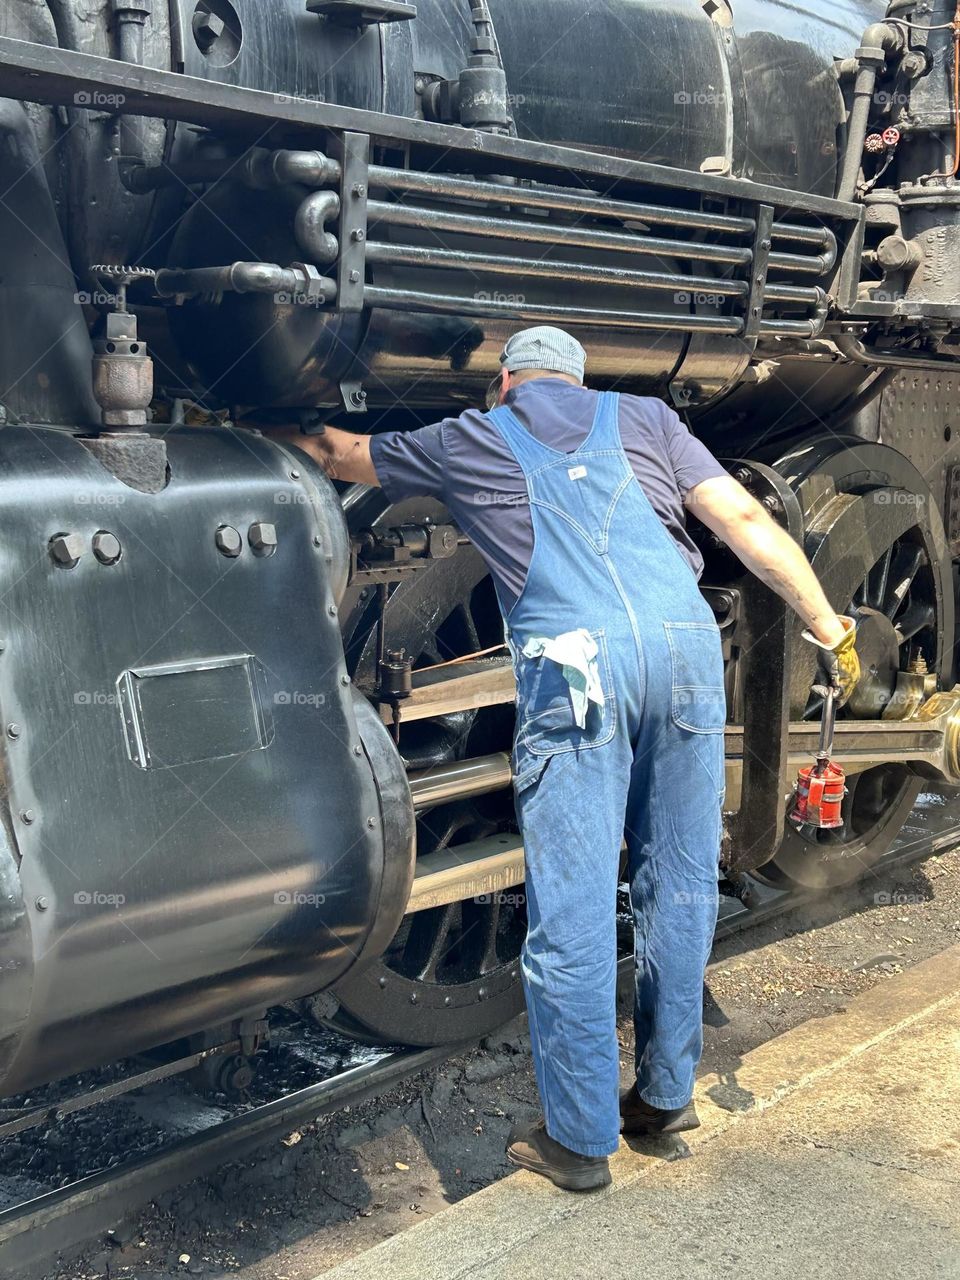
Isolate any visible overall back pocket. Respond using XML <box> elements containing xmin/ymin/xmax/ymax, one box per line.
<box><xmin>663</xmin><ymin>620</ymin><xmax>726</xmax><ymax>734</ymax></box>
<box><xmin>515</xmin><ymin>629</ymin><xmax>617</xmax><ymax>758</ymax></box>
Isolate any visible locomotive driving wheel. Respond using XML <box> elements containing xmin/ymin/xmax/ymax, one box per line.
<box><xmin>321</xmin><ymin>487</ymin><xmax>527</xmax><ymax>1046</ymax></box>
<box><xmin>758</xmin><ymin>439</ymin><xmax>954</xmax><ymax>890</ymax></box>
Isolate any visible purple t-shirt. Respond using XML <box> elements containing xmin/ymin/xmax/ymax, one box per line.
<box><xmin>370</xmin><ymin>380</ymin><xmax>728</xmax><ymax>612</ymax></box>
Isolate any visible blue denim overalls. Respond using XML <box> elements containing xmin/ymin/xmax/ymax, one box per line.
<box><xmin>487</xmin><ymin>391</ymin><xmax>726</xmax><ymax>1157</ymax></box>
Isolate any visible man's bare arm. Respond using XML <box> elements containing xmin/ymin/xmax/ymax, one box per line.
<box><xmin>271</xmin><ymin>427</ymin><xmax>380</xmax><ymax>487</ymax></box>
<box><xmin>685</xmin><ymin>474</ymin><xmax>846</xmax><ymax>648</ymax></box>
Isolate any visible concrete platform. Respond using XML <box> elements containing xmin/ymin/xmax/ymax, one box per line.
<box><xmin>319</xmin><ymin>945</ymin><xmax>960</xmax><ymax>1280</ymax></box>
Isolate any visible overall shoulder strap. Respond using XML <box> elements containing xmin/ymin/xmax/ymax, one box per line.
<box><xmin>486</xmin><ymin>404</ymin><xmax>554</xmax><ymax>471</ymax></box>
<box><xmin>590</xmin><ymin>391</ymin><xmax>624</xmax><ymax>450</ymax></box>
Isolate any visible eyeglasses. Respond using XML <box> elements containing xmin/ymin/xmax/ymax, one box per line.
<box><xmin>484</xmin><ymin>374</ymin><xmax>503</xmax><ymax>412</ymax></box>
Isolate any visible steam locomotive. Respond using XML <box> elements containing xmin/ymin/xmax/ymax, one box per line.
<box><xmin>0</xmin><ymin>0</ymin><xmax>959</xmax><ymax>1100</ymax></box>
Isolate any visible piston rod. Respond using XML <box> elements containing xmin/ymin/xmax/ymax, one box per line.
<box><xmin>408</xmin><ymin>752</ymin><xmax>512</xmax><ymax>809</ymax></box>
<box><xmin>402</xmin><ymin>696</ymin><xmax>960</xmax><ymax>817</ymax></box>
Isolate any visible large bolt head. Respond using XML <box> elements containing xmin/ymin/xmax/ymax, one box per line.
<box><xmin>50</xmin><ymin>533</ymin><xmax>85</xmax><ymax>567</ymax></box>
<box><xmin>193</xmin><ymin>9</ymin><xmax>225</xmax><ymax>46</ymax></box>
<box><xmin>248</xmin><ymin>522</ymin><xmax>278</xmax><ymax>555</ymax></box>
<box><xmin>92</xmin><ymin>531</ymin><xmax>122</xmax><ymax>565</ymax></box>
<box><xmin>215</xmin><ymin>525</ymin><xmax>243</xmax><ymax>557</ymax></box>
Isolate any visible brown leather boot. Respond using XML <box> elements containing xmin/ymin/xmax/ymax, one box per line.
<box><xmin>506</xmin><ymin>1119</ymin><xmax>612</xmax><ymax>1191</ymax></box>
<box><xmin>619</xmin><ymin>1083</ymin><xmax>700</xmax><ymax>1136</ymax></box>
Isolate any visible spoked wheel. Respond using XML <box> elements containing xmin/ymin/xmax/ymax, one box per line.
<box><xmin>323</xmin><ymin>488</ymin><xmax>526</xmax><ymax>1046</ymax></box>
<box><xmin>757</xmin><ymin>439</ymin><xmax>954</xmax><ymax>889</ymax></box>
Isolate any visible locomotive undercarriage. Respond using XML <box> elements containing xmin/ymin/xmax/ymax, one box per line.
<box><xmin>3</xmin><ymin>2</ymin><xmax>960</xmax><ymax>1090</ymax></box>
<box><xmin>319</xmin><ymin>433</ymin><xmax>958</xmax><ymax>1046</ymax></box>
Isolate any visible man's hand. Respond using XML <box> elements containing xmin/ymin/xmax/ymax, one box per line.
<box><xmin>685</xmin><ymin>474</ymin><xmax>860</xmax><ymax>699</ymax></box>
<box><xmin>267</xmin><ymin>426</ymin><xmax>380</xmax><ymax>487</ymax></box>
<box><xmin>803</xmin><ymin>615</ymin><xmax>861</xmax><ymax>702</ymax></box>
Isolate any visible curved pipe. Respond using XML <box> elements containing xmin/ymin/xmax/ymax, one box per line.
<box><xmin>835</xmin><ymin>331</ymin><xmax>960</xmax><ymax>371</ymax></box>
<box><xmin>255</xmin><ymin>148</ymin><xmax>342</xmax><ymax>189</ymax></box>
<box><xmin>295</xmin><ymin>190</ymin><xmax>341</xmax><ymax>265</ymax></box>
<box><xmin>837</xmin><ymin>22</ymin><xmax>903</xmax><ymax>202</ymax></box>
<box><xmin>113</xmin><ymin>0</ymin><xmax>151</xmax><ymax>166</ymax></box>
<box><xmin>43</xmin><ymin>0</ymin><xmax>83</xmax><ymax>52</ymax></box>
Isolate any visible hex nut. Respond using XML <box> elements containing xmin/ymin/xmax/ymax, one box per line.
<box><xmin>248</xmin><ymin>522</ymin><xmax>278</xmax><ymax>555</ymax></box>
<box><xmin>92</xmin><ymin>531</ymin><xmax>122</xmax><ymax>565</ymax></box>
<box><xmin>193</xmin><ymin>9</ymin><xmax>225</xmax><ymax>47</ymax></box>
<box><xmin>49</xmin><ymin>532</ymin><xmax>85</xmax><ymax>568</ymax></box>
<box><xmin>215</xmin><ymin>525</ymin><xmax>243</xmax><ymax>557</ymax></box>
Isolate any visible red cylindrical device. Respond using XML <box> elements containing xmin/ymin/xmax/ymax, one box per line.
<box><xmin>789</xmin><ymin>687</ymin><xmax>846</xmax><ymax>829</ymax></box>
<box><xmin>789</xmin><ymin>759</ymin><xmax>846</xmax><ymax>828</ymax></box>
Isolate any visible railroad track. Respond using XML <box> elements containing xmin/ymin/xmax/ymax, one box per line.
<box><xmin>1</xmin><ymin>799</ymin><xmax>957</xmax><ymax>1274</ymax></box>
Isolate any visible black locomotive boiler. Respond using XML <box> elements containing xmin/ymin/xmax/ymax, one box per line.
<box><xmin>0</xmin><ymin>0</ymin><xmax>959</xmax><ymax>1098</ymax></box>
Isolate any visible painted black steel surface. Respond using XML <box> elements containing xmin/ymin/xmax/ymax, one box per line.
<box><xmin>0</xmin><ymin>427</ymin><xmax>414</xmax><ymax>1095</ymax></box>
<box><xmin>0</xmin><ymin>4</ymin><xmax>871</xmax><ymax>414</ymax></box>
<box><xmin>0</xmin><ymin>0</ymin><xmax>955</xmax><ymax>1086</ymax></box>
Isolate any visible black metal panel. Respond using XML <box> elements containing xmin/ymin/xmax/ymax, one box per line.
<box><xmin>732</xmin><ymin>0</ymin><xmax>886</xmax><ymax>195</ymax></box>
<box><xmin>176</xmin><ymin>0</ymin><xmax>386</xmax><ymax>110</ymax></box>
<box><xmin>0</xmin><ymin>426</ymin><xmax>412</xmax><ymax>1096</ymax></box>
<box><xmin>487</xmin><ymin>0</ymin><xmax>730</xmax><ymax>174</ymax></box>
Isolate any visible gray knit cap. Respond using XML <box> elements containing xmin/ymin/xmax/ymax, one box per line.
<box><xmin>499</xmin><ymin>326</ymin><xmax>587</xmax><ymax>383</ymax></box>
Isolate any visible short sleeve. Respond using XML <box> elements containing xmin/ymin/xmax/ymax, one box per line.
<box><xmin>370</xmin><ymin>420</ymin><xmax>448</xmax><ymax>503</ymax></box>
<box><xmin>660</xmin><ymin>405</ymin><xmax>729</xmax><ymax>496</ymax></box>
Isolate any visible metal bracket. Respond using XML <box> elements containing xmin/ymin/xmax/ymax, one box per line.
<box><xmin>306</xmin><ymin>1</ymin><xmax>416</xmax><ymax>28</ymax></box>
<box><xmin>669</xmin><ymin>381</ymin><xmax>696</xmax><ymax>409</ymax></box>
<box><xmin>330</xmin><ymin>131</ymin><xmax>369</xmax><ymax>314</ymax></box>
<box><xmin>349</xmin><ymin>522</ymin><xmax>460</xmax><ymax>585</ymax></box>
<box><xmin>340</xmin><ymin>379</ymin><xmax>368</xmax><ymax>413</ymax></box>
<box><xmin>743</xmin><ymin>203</ymin><xmax>774</xmax><ymax>343</ymax></box>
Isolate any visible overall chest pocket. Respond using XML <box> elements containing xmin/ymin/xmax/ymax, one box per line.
<box><xmin>514</xmin><ymin>629</ymin><xmax>617</xmax><ymax>762</ymax></box>
<box><xmin>663</xmin><ymin>621</ymin><xmax>727</xmax><ymax>734</ymax></box>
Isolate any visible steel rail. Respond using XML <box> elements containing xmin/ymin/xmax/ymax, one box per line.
<box><xmin>0</xmin><ymin>1045</ymin><xmax>458</xmax><ymax>1270</ymax></box>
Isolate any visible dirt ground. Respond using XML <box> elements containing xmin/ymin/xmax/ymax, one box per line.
<box><xmin>29</xmin><ymin>842</ymin><xmax>960</xmax><ymax>1280</ymax></box>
